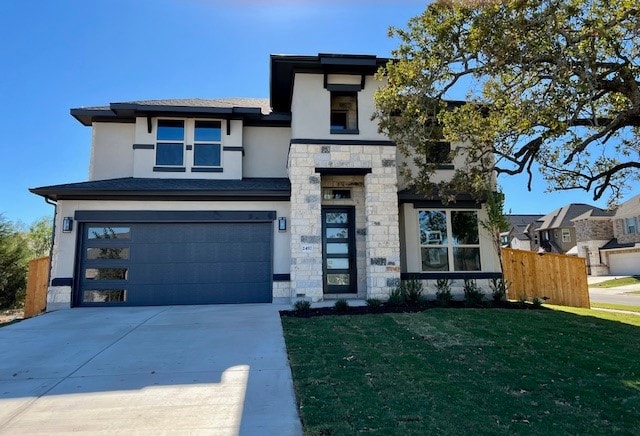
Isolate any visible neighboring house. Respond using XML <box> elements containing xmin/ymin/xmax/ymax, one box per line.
<box><xmin>574</xmin><ymin>194</ymin><xmax>640</xmax><ymax>276</ymax></box>
<box><xmin>30</xmin><ymin>53</ymin><xmax>501</xmax><ymax>310</ymax></box>
<box><xmin>535</xmin><ymin>203</ymin><xmax>609</xmax><ymax>254</ymax></box>
<box><xmin>501</xmin><ymin>214</ymin><xmax>543</xmax><ymax>251</ymax></box>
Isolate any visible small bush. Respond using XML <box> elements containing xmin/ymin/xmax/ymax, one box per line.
<box><xmin>463</xmin><ymin>279</ymin><xmax>484</xmax><ymax>307</ymax></box>
<box><xmin>293</xmin><ymin>300</ymin><xmax>311</xmax><ymax>313</ymax></box>
<box><xmin>489</xmin><ymin>277</ymin><xmax>508</xmax><ymax>303</ymax></box>
<box><xmin>387</xmin><ymin>286</ymin><xmax>407</xmax><ymax>307</ymax></box>
<box><xmin>435</xmin><ymin>278</ymin><xmax>453</xmax><ymax>306</ymax></box>
<box><xmin>366</xmin><ymin>298</ymin><xmax>382</xmax><ymax>308</ymax></box>
<box><xmin>334</xmin><ymin>298</ymin><xmax>349</xmax><ymax>312</ymax></box>
<box><xmin>403</xmin><ymin>279</ymin><xmax>424</xmax><ymax>305</ymax></box>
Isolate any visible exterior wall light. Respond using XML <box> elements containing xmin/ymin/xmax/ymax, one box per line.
<box><xmin>62</xmin><ymin>217</ymin><xmax>73</xmax><ymax>233</ymax></box>
<box><xmin>278</xmin><ymin>217</ymin><xmax>287</xmax><ymax>232</ymax></box>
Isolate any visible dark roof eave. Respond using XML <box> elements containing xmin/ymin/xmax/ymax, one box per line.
<box><xmin>29</xmin><ymin>189</ymin><xmax>291</xmax><ymax>201</ymax></box>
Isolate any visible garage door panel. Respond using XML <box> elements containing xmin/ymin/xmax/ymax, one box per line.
<box><xmin>609</xmin><ymin>252</ymin><xmax>640</xmax><ymax>275</ymax></box>
<box><xmin>78</xmin><ymin>221</ymin><xmax>273</xmax><ymax>306</ymax></box>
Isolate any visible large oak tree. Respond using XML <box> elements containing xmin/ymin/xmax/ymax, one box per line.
<box><xmin>374</xmin><ymin>0</ymin><xmax>640</xmax><ymax>204</ymax></box>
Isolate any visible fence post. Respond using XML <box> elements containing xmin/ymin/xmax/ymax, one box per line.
<box><xmin>24</xmin><ymin>256</ymin><xmax>50</xmax><ymax>318</ymax></box>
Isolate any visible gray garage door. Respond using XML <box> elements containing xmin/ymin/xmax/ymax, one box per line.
<box><xmin>77</xmin><ymin>222</ymin><xmax>273</xmax><ymax>306</ymax></box>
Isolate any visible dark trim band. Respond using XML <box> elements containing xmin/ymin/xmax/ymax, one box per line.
<box><xmin>315</xmin><ymin>167</ymin><xmax>372</xmax><ymax>175</ymax></box>
<box><xmin>291</xmin><ymin>138</ymin><xmax>395</xmax><ymax>146</ymax></box>
<box><xmin>153</xmin><ymin>166</ymin><xmax>186</xmax><ymax>172</ymax></box>
<box><xmin>330</xmin><ymin>129</ymin><xmax>360</xmax><ymax>135</ymax></box>
<box><xmin>74</xmin><ymin>210</ymin><xmax>277</xmax><ymax>223</ymax></box>
<box><xmin>223</xmin><ymin>146</ymin><xmax>244</xmax><ymax>152</ymax></box>
<box><xmin>273</xmin><ymin>274</ymin><xmax>291</xmax><ymax>281</ymax></box>
<box><xmin>325</xmin><ymin>84</ymin><xmax>362</xmax><ymax>92</ymax></box>
<box><xmin>191</xmin><ymin>167</ymin><xmax>223</xmax><ymax>173</ymax></box>
<box><xmin>51</xmin><ymin>277</ymin><xmax>73</xmax><ymax>287</ymax></box>
<box><xmin>186</xmin><ymin>145</ymin><xmax>193</xmax><ymax>150</ymax></box>
<box><xmin>401</xmin><ymin>272</ymin><xmax>502</xmax><ymax>280</ymax></box>
<box><xmin>132</xmin><ymin>143</ymin><xmax>155</xmax><ymax>150</ymax></box>
<box><xmin>411</xmin><ymin>200</ymin><xmax>481</xmax><ymax>209</ymax></box>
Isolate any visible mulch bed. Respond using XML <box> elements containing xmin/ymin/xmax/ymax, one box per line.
<box><xmin>280</xmin><ymin>300</ymin><xmax>547</xmax><ymax>318</ymax></box>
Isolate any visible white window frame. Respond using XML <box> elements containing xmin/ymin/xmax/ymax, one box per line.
<box><xmin>561</xmin><ymin>228</ymin><xmax>571</xmax><ymax>242</ymax></box>
<box><xmin>417</xmin><ymin>209</ymin><xmax>482</xmax><ymax>272</ymax></box>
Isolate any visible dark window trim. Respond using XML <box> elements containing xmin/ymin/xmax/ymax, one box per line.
<box><xmin>273</xmin><ymin>274</ymin><xmax>291</xmax><ymax>281</ymax></box>
<box><xmin>401</xmin><ymin>272</ymin><xmax>502</xmax><ymax>280</ymax></box>
<box><xmin>223</xmin><ymin>146</ymin><xmax>244</xmax><ymax>152</ymax></box>
<box><xmin>74</xmin><ymin>210</ymin><xmax>277</xmax><ymax>223</ymax></box>
<box><xmin>315</xmin><ymin>167</ymin><xmax>372</xmax><ymax>175</ymax></box>
<box><xmin>132</xmin><ymin>143</ymin><xmax>154</xmax><ymax>150</ymax></box>
<box><xmin>330</xmin><ymin>128</ymin><xmax>360</xmax><ymax>135</ymax></box>
<box><xmin>291</xmin><ymin>139</ymin><xmax>395</xmax><ymax>146</ymax></box>
<box><xmin>153</xmin><ymin>166</ymin><xmax>186</xmax><ymax>172</ymax></box>
<box><xmin>437</xmin><ymin>164</ymin><xmax>455</xmax><ymax>170</ymax></box>
<box><xmin>325</xmin><ymin>84</ymin><xmax>362</xmax><ymax>92</ymax></box>
<box><xmin>411</xmin><ymin>200</ymin><xmax>481</xmax><ymax>209</ymax></box>
<box><xmin>186</xmin><ymin>145</ymin><xmax>193</xmax><ymax>150</ymax></box>
<box><xmin>51</xmin><ymin>277</ymin><xmax>73</xmax><ymax>286</ymax></box>
<box><xmin>191</xmin><ymin>167</ymin><xmax>223</xmax><ymax>173</ymax></box>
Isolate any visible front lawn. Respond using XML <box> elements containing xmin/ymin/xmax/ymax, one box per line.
<box><xmin>591</xmin><ymin>302</ymin><xmax>640</xmax><ymax>313</ymax></box>
<box><xmin>282</xmin><ymin>308</ymin><xmax>640</xmax><ymax>435</ymax></box>
<box><xmin>590</xmin><ymin>276</ymin><xmax>640</xmax><ymax>288</ymax></box>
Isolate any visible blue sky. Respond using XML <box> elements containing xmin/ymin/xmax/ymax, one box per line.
<box><xmin>1</xmin><ymin>0</ymin><xmax>636</xmax><ymax>225</ymax></box>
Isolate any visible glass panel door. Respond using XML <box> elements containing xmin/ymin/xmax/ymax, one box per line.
<box><xmin>322</xmin><ymin>207</ymin><xmax>356</xmax><ymax>294</ymax></box>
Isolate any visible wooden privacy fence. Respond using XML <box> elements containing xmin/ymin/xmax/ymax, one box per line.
<box><xmin>501</xmin><ymin>248</ymin><xmax>590</xmax><ymax>308</ymax></box>
<box><xmin>24</xmin><ymin>256</ymin><xmax>50</xmax><ymax>318</ymax></box>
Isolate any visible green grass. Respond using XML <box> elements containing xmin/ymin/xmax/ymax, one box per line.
<box><xmin>282</xmin><ymin>308</ymin><xmax>640</xmax><ymax>435</ymax></box>
<box><xmin>590</xmin><ymin>276</ymin><xmax>640</xmax><ymax>288</ymax></box>
<box><xmin>589</xmin><ymin>302</ymin><xmax>640</xmax><ymax>314</ymax></box>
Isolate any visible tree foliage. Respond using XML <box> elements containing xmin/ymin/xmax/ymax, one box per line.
<box><xmin>0</xmin><ymin>215</ymin><xmax>30</xmax><ymax>309</ymax></box>
<box><xmin>375</xmin><ymin>0</ymin><xmax>640</xmax><ymax>204</ymax></box>
<box><xmin>28</xmin><ymin>216</ymin><xmax>53</xmax><ymax>258</ymax></box>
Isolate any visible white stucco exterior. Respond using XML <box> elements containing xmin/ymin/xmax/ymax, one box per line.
<box><xmin>89</xmin><ymin>123</ymin><xmax>135</xmax><ymax>180</ymax></box>
<box><xmin>243</xmin><ymin>127</ymin><xmax>290</xmax><ymax>178</ymax></box>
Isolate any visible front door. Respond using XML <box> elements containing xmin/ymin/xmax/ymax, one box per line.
<box><xmin>322</xmin><ymin>207</ymin><xmax>357</xmax><ymax>294</ymax></box>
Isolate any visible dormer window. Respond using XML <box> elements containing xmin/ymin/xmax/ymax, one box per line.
<box><xmin>193</xmin><ymin>121</ymin><xmax>222</xmax><ymax>167</ymax></box>
<box><xmin>156</xmin><ymin>120</ymin><xmax>184</xmax><ymax>167</ymax></box>
<box><xmin>330</xmin><ymin>92</ymin><xmax>358</xmax><ymax>134</ymax></box>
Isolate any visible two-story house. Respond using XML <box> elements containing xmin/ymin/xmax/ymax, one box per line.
<box><xmin>536</xmin><ymin>203</ymin><xmax>609</xmax><ymax>254</ymax></box>
<box><xmin>31</xmin><ymin>53</ymin><xmax>501</xmax><ymax>310</ymax></box>
<box><xmin>574</xmin><ymin>194</ymin><xmax>640</xmax><ymax>275</ymax></box>
<box><xmin>500</xmin><ymin>214</ymin><xmax>543</xmax><ymax>251</ymax></box>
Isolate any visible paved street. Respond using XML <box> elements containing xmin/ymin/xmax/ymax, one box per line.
<box><xmin>588</xmin><ymin>276</ymin><xmax>640</xmax><ymax>306</ymax></box>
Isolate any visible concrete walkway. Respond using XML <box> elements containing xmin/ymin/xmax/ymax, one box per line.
<box><xmin>0</xmin><ymin>304</ymin><xmax>302</xmax><ymax>435</ymax></box>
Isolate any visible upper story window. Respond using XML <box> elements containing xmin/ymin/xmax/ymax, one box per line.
<box><xmin>156</xmin><ymin>120</ymin><xmax>184</xmax><ymax>167</ymax></box>
<box><xmin>626</xmin><ymin>217</ymin><xmax>637</xmax><ymax>234</ymax></box>
<box><xmin>562</xmin><ymin>228</ymin><xmax>571</xmax><ymax>242</ymax></box>
<box><xmin>418</xmin><ymin>210</ymin><xmax>481</xmax><ymax>272</ymax></box>
<box><xmin>194</xmin><ymin>121</ymin><xmax>221</xmax><ymax>167</ymax></box>
<box><xmin>330</xmin><ymin>92</ymin><xmax>358</xmax><ymax>134</ymax></box>
<box><xmin>425</xmin><ymin>124</ymin><xmax>452</xmax><ymax>166</ymax></box>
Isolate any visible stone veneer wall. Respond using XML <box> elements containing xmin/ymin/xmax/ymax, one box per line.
<box><xmin>574</xmin><ymin>219</ymin><xmax>613</xmax><ymax>242</ymax></box>
<box><xmin>288</xmin><ymin>143</ymin><xmax>401</xmax><ymax>301</ymax></box>
<box><xmin>614</xmin><ymin>219</ymin><xmax>640</xmax><ymax>244</ymax></box>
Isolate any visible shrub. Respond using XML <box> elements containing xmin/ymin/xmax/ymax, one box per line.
<box><xmin>334</xmin><ymin>298</ymin><xmax>349</xmax><ymax>312</ymax></box>
<box><xmin>403</xmin><ymin>279</ymin><xmax>424</xmax><ymax>305</ymax></box>
<box><xmin>489</xmin><ymin>277</ymin><xmax>508</xmax><ymax>303</ymax></box>
<box><xmin>366</xmin><ymin>298</ymin><xmax>382</xmax><ymax>308</ymax></box>
<box><xmin>435</xmin><ymin>278</ymin><xmax>453</xmax><ymax>306</ymax></box>
<box><xmin>463</xmin><ymin>279</ymin><xmax>484</xmax><ymax>307</ymax></box>
<box><xmin>387</xmin><ymin>286</ymin><xmax>407</xmax><ymax>307</ymax></box>
<box><xmin>293</xmin><ymin>300</ymin><xmax>311</xmax><ymax>313</ymax></box>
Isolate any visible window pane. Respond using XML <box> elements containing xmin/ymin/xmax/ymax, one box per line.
<box><xmin>83</xmin><ymin>290</ymin><xmax>126</xmax><ymax>303</ymax></box>
<box><xmin>326</xmin><ymin>228</ymin><xmax>348</xmax><ymax>239</ymax></box>
<box><xmin>327</xmin><ymin>274</ymin><xmax>349</xmax><ymax>286</ymax></box>
<box><xmin>85</xmin><ymin>268</ymin><xmax>128</xmax><ymax>280</ymax></box>
<box><xmin>195</xmin><ymin>121</ymin><xmax>221</xmax><ymax>141</ymax></box>
<box><xmin>156</xmin><ymin>143</ymin><xmax>183</xmax><ymax>166</ymax></box>
<box><xmin>421</xmin><ymin>247</ymin><xmax>449</xmax><ymax>271</ymax></box>
<box><xmin>426</xmin><ymin>141</ymin><xmax>451</xmax><ymax>164</ymax></box>
<box><xmin>194</xmin><ymin>144</ymin><xmax>221</xmax><ymax>166</ymax></box>
<box><xmin>157</xmin><ymin>120</ymin><xmax>184</xmax><ymax>140</ymax></box>
<box><xmin>326</xmin><ymin>213</ymin><xmax>348</xmax><ymax>224</ymax></box>
<box><xmin>327</xmin><ymin>258</ymin><xmax>349</xmax><ymax>269</ymax></box>
<box><xmin>451</xmin><ymin>211</ymin><xmax>479</xmax><ymax>245</ymax></box>
<box><xmin>453</xmin><ymin>248</ymin><xmax>481</xmax><ymax>271</ymax></box>
<box><xmin>87</xmin><ymin>227</ymin><xmax>130</xmax><ymax>240</ymax></box>
<box><xmin>419</xmin><ymin>211</ymin><xmax>447</xmax><ymax>245</ymax></box>
<box><xmin>330</xmin><ymin>92</ymin><xmax>357</xmax><ymax>131</ymax></box>
<box><xmin>87</xmin><ymin>247</ymin><xmax>129</xmax><ymax>260</ymax></box>
<box><xmin>326</xmin><ymin>243</ymin><xmax>348</xmax><ymax>254</ymax></box>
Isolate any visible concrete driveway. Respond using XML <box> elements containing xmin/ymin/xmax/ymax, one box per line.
<box><xmin>0</xmin><ymin>304</ymin><xmax>302</xmax><ymax>435</ymax></box>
